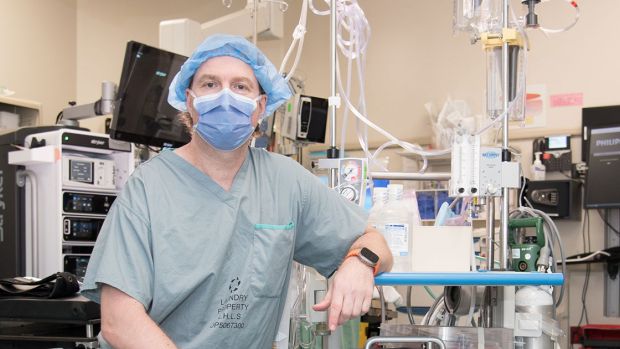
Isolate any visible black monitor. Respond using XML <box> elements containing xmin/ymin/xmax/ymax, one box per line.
<box><xmin>583</xmin><ymin>105</ymin><xmax>620</xmax><ymax>208</ymax></box>
<box><xmin>585</xmin><ymin>125</ymin><xmax>620</xmax><ymax>208</ymax></box>
<box><xmin>110</xmin><ymin>41</ymin><xmax>191</xmax><ymax>148</ymax></box>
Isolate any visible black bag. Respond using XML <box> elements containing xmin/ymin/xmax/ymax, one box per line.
<box><xmin>0</xmin><ymin>272</ymin><xmax>80</xmax><ymax>299</ymax></box>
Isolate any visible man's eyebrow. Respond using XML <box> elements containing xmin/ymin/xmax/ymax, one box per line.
<box><xmin>233</xmin><ymin>76</ymin><xmax>257</xmax><ymax>87</ymax></box>
<box><xmin>194</xmin><ymin>74</ymin><xmax>220</xmax><ymax>83</ymax></box>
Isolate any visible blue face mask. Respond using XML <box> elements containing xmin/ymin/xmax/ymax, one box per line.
<box><xmin>190</xmin><ymin>88</ymin><xmax>260</xmax><ymax>151</ymax></box>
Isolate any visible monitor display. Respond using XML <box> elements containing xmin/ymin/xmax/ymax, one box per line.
<box><xmin>302</xmin><ymin>95</ymin><xmax>328</xmax><ymax>144</ymax></box>
<box><xmin>581</xmin><ymin>105</ymin><xmax>620</xmax><ymax>161</ymax></box>
<box><xmin>585</xmin><ymin>126</ymin><xmax>620</xmax><ymax>208</ymax></box>
<box><xmin>110</xmin><ymin>41</ymin><xmax>191</xmax><ymax>148</ymax></box>
<box><xmin>547</xmin><ymin>136</ymin><xmax>569</xmax><ymax>150</ymax></box>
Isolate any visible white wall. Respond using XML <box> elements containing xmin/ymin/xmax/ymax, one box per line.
<box><xmin>0</xmin><ymin>0</ymin><xmax>76</xmax><ymax>124</ymax></box>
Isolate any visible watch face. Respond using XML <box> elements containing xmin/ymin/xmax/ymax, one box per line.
<box><xmin>361</xmin><ymin>247</ymin><xmax>379</xmax><ymax>264</ymax></box>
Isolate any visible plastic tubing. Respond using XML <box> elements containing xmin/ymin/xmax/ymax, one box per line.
<box><xmin>338</xmin><ymin>29</ymin><xmax>354</xmax><ymax>157</ymax></box>
<box><xmin>279</xmin><ymin>0</ymin><xmax>308</xmax><ymax>81</ymax></box>
<box><xmin>316</xmin><ymin>0</ymin><xmax>452</xmax><ymax>169</ymax></box>
<box><xmin>309</xmin><ymin>0</ymin><xmax>330</xmax><ymax>16</ymax></box>
<box><xmin>321</xmin><ymin>0</ymin><xmax>533</xmax><ymax>173</ymax></box>
<box><xmin>335</xmin><ymin>1</ymin><xmax>374</xmax><ymax>163</ymax></box>
<box><xmin>539</xmin><ymin>0</ymin><xmax>581</xmax><ymax>34</ymax></box>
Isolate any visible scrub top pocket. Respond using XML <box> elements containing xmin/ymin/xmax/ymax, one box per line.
<box><xmin>250</xmin><ymin>223</ymin><xmax>295</xmax><ymax>298</ymax></box>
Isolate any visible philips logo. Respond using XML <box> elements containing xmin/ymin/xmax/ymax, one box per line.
<box><xmin>482</xmin><ymin>151</ymin><xmax>500</xmax><ymax>159</ymax></box>
<box><xmin>90</xmin><ymin>139</ymin><xmax>105</xmax><ymax>146</ymax></box>
<box><xmin>595</xmin><ymin>138</ymin><xmax>620</xmax><ymax>147</ymax></box>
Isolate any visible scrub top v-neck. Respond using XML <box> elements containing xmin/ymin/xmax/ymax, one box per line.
<box><xmin>81</xmin><ymin>147</ymin><xmax>368</xmax><ymax>349</ymax></box>
<box><xmin>170</xmin><ymin>148</ymin><xmax>251</xmax><ymax>206</ymax></box>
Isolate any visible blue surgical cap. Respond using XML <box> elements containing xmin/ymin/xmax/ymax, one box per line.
<box><xmin>168</xmin><ymin>34</ymin><xmax>292</xmax><ymax>116</ymax></box>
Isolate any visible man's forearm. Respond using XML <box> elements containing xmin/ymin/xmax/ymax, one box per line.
<box><xmin>101</xmin><ymin>285</ymin><xmax>178</xmax><ymax>349</ymax></box>
<box><xmin>348</xmin><ymin>226</ymin><xmax>393</xmax><ymax>273</ymax></box>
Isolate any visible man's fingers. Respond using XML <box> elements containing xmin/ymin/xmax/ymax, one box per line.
<box><xmin>351</xmin><ymin>294</ymin><xmax>364</xmax><ymax>317</ymax></box>
<box><xmin>362</xmin><ymin>285</ymin><xmax>374</xmax><ymax>314</ymax></box>
<box><xmin>328</xmin><ymin>291</ymin><xmax>343</xmax><ymax>331</ymax></box>
<box><xmin>312</xmin><ymin>287</ymin><xmax>333</xmax><ymax>312</ymax></box>
<box><xmin>338</xmin><ymin>292</ymin><xmax>354</xmax><ymax>325</ymax></box>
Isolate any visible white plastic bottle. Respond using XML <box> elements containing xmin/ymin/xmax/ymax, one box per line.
<box><xmin>532</xmin><ymin>152</ymin><xmax>546</xmax><ymax>180</ymax></box>
<box><xmin>367</xmin><ymin>187</ymin><xmax>388</xmax><ymax>229</ymax></box>
<box><xmin>378</xmin><ymin>184</ymin><xmax>412</xmax><ymax>272</ymax></box>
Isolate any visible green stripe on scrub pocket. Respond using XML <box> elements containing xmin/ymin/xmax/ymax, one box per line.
<box><xmin>254</xmin><ymin>222</ymin><xmax>295</xmax><ymax>230</ymax></box>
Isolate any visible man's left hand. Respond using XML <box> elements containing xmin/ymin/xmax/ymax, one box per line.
<box><xmin>312</xmin><ymin>257</ymin><xmax>374</xmax><ymax>331</ymax></box>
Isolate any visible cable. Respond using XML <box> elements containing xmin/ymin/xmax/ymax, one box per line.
<box><xmin>55</xmin><ymin>110</ymin><xmax>63</xmax><ymax>124</ymax></box>
<box><xmin>578</xmin><ymin>264</ymin><xmax>591</xmax><ymax>326</ymax></box>
<box><xmin>578</xmin><ymin>210</ymin><xmax>590</xmax><ymax>326</ymax></box>
<box><xmin>424</xmin><ymin>286</ymin><xmax>437</xmax><ymax>300</ymax></box>
<box><xmin>406</xmin><ymin>286</ymin><xmax>414</xmax><ymax>325</ymax></box>
<box><xmin>422</xmin><ymin>292</ymin><xmax>445</xmax><ymax>326</ymax></box>
<box><xmin>597</xmin><ymin>209</ymin><xmax>620</xmax><ymax>235</ymax></box>
<box><xmin>378</xmin><ymin>286</ymin><xmax>386</xmax><ymax>323</ymax></box>
<box><xmin>561</xmin><ymin>250</ymin><xmax>611</xmax><ymax>263</ymax></box>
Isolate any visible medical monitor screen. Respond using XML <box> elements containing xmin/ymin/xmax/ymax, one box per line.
<box><xmin>585</xmin><ymin>126</ymin><xmax>620</xmax><ymax>208</ymax></box>
<box><xmin>69</xmin><ymin>160</ymin><xmax>93</xmax><ymax>184</ymax></box>
<box><xmin>110</xmin><ymin>41</ymin><xmax>191</xmax><ymax>148</ymax></box>
<box><xmin>547</xmin><ymin>136</ymin><xmax>569</xmax><ymax>150</ymax></box>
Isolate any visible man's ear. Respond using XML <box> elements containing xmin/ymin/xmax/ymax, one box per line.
<box><xmin>185</xmin><ymin>89</ymin><xmax>198</xmax><ymax>123</ymax></box>
<box><xmin>258</xmin><ymin>94</ymin><xmax>267</xmax><ymax>115</ymax></box>
<box><xmin>252</xmin><ymin>95</ymin><xmax>267</xmax><ymax>126</ymax></box>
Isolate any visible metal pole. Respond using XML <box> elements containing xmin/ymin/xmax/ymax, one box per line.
<box><xmin>370</xmin><ymin>171</ymin><xmax>451</xmax><ymax>181</ymax></box>
<box><xmin>364</xmin><ymin>337</ymin><xmax>447</xmax><ymax>349</ymax></box>
<box><xmin>487</xmin><ymin>197</ymin><xmax>495</xmax><ymax>270</ymax></box>
<box><xmin>330</xmin><ymin>0</ymin><xmax>337</xmax><ymax>148</ymax></box>
<box><xmin>500</xmin><ymin>0</ymin><xmax>510</xmax><ymax>271</ymax></box>
<box><xmin>252</xmin><ymin>0</ymin><xmax>258</xmax><ymax>45</ymax></box>
<box><xmin>328</xmin><ymin>0</ymin><xmax>339</xmax><ymax>188</ymax></box>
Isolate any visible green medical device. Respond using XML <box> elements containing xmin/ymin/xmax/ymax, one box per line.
<box><xmin>508</xmin><ymin>217</ymin><xmax>545</xmax><ymax>272</ymax></box>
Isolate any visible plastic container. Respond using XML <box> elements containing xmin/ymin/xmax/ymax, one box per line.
<box><xmin>532</xmin><ymin>152</ymin><xmax>546</xmax><ymax>180</ymax></box>
<box><xmin>377</xmin><ymin>184</ymin><xmax>412</xmax><ymax>272</ymax></box>
<box><xmin>367</xmin><ymin>187</ymin><xmax>388</xmax><ymax>229</ymax></box>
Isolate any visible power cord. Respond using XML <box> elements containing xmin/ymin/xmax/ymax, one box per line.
<box><xmin>597</xmin><ymin>209</ymin><xmax>620</xmax><ymax>235</ymax></box>
<box><xmin>55</xmin><ymin>110</ymin><xmax>63</xmax><ymax>124</ymax></box>
<box><xmin>578</xmin><ymin>210</ymin><xmax>591</xmax><ymax>326</ymax></box>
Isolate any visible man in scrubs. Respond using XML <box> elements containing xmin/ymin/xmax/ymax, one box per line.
<box><xmin>81</xmin><ymin>34</ymin><xmax>392</xmax><ymax>349</ymax></box>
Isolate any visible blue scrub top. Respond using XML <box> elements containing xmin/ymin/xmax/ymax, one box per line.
<box><xmin>81</xmin><ymin>148</ymin><xmax>368</xmax><ymax>348</ymax></box>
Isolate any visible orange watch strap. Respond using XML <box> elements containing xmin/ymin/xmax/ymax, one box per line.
<box><xmin>345</xmin><ymin>249</ymin><xmax>380</xmax><ymax>276</ymax></box>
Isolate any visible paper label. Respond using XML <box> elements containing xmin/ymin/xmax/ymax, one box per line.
<box><xmin>383</xmin><ymin>223</ymin><xmax>409</xmax><ymax>257</ymax></box>
<box><xmin>512</xmin><ymin>248</ymin><xmax>521</xmax><ymax>259</ymax></box>
<box><xmin>550</xmin><ymin>93</ymin><xmax>583</xmax><ymax>107</ymax></box>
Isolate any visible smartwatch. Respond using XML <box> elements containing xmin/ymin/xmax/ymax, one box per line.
<box><xmin>346</xmin><ymin>247</ymin><xmax>381</xmax><ymax>276</ymax></box>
